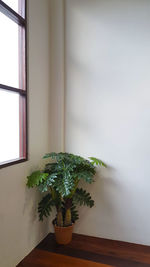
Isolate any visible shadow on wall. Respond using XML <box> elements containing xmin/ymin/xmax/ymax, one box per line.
<box><xmin>23</xmin><ymin>186</ymin><xmax>50</xmax><ymax>244</ymax></box>
<box><xmin>74</xmin><ymin>166</ymin><xmax>127</xmax><ymax>239</ymax></box>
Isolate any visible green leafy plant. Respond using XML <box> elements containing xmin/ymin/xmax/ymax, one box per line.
<box><xmin>26</xmin><ymin>152</ymin><xmax>106</xmax><ymax>227</ymax></box>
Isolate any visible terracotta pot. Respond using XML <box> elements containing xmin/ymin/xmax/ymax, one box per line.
<box><xmin>54</xmin><ymin>224</ymin><xmax>74</xmax><ymax>245</ymax></box>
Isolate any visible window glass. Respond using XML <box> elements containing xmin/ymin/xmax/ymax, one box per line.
<box><xmin>0</xmin><ymin>0</ymin><xmax>27</xmax><ymax>167</ymax></box>
<box><xmin>0</xmin><ymin>12</ymin><xmax>19</xmax><ymax>88</ymax></box>
<box><xmin>2</xmin><ymin>0</ymin><xmax>18</xmax><ymax>12</ymax></box>
<box><xmin>0</xmin><ymin>90</ymin><xmax>19</xmax><ymax>163</ymax></box>
<box><xmin>2</xmin><ymin>0</ymin><xmax>25</xmax><ymax>18</ymax></box>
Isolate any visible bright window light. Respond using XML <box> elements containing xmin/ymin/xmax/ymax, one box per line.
<box><xmin>0</xmin><ymin>90</ymin><xmax>19</xmax><ymax>163</ymax></box>
<box><xmin>2</xmin><ymin>0</ymin><xmax>18</xmax><ymax>14</ymax></box>
<box><xmin>0</xmin><ymin>12</ymin><xmax>19</xmax><ymax>88</ymax></box>
<box><xmin>0</xmin><ymin>0</ymin><xmax>27</xmax><ymax>167</ymax></box>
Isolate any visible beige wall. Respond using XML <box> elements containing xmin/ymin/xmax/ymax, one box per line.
<box><xmin>65</xmin><ymin>0</ymin><xmax>150</xmax><ymax>245</ymax></box>
<box><xmin>0</xmin><ymin>1</ymin><xmax>61</xmax><ymax>266</ymax></box>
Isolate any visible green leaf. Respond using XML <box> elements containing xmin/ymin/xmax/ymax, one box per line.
<box><xmin>38</xmin><ymin>194</ymin><xmax>54</xmax><ymax>221</ymax></box>
<box><xmin>89</xmin><ymin>157</ymin><xmax>107</xmax><ymax>167</ymax></box>
<box><xmin>73</xmin><ymin>188</ymin><xmax>94</xmax><ymax>208</ymax></box>
<box><xmin>75</xmin><ymin>170</ymin><xmax>94</xmax><ymax>184</ymax></box>
<box><xmin>71</xmin><ymin>205</ymin><xmax>79</xmax><ymax>222</ymax></box>
<box><xmin>44</xmin><ymin>162</ymin><xmax>57</xmax><ymax>172</ymax></box>
<box><xmin>43</xmin><ymin>152</ymin><xmax>57</xmax><ymax>159</ymax></box>
<box><xmin>26</xmin><ymin>171</ymin><xmax>49</xmax><ymax>188</ymax></box>
<box><xmin>38</xmin><ymin>173</ymin><xmax>57</xmax><ymax>192</ymax></box>
<box><xmin>54</xmin><ymin>170</ymin><xmax>75</xmax><ymax>197</ymax></box>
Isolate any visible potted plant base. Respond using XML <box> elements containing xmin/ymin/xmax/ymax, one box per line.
<box><xmin>26</xmin><ymin>152</ymin><xmax>106</xmax><ymax>246</ymax></box>
<box><xmin>54</xmin><ymin>224</ymin><xmax>74</xmax><ymax>244</ymax></box>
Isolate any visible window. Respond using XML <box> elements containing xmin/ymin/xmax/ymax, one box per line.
<box><xmin>0</xmin><ymin>0</ymin><xmax>27</xmax><ymax>168</ymax></box>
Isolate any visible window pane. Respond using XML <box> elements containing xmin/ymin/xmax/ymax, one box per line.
<box><xmin>2</xmin><ymin>0</ymin><xmax>25</xmax><ymax>18</ymax></box>
<box><xmin>0</xmin><ymin>90</ymin><xmax>19</xmax><ymax>163</ymax></box>
<box><xmin>2</xmin><ymin>0</ymin><xmax>18</xmax><ymax>12</ymax></box>
<box><xmin>0</xmin><ymin>12</ymin><xmax>19</xmax><ymax>88</ymax></box>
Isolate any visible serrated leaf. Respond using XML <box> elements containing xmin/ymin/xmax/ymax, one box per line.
<box><xmin>89</xmin><ymin>157</ymin><xmax>107</xmax><ymax>167</ymax></box>
<box><xmin>43</xmin><ymin>152</ymin><xmax>57</xmax><ymax>159</ymax></box>
<box><xmin>26</xmin><ymin>171</ymin><xmax>49</xmax><ymax>188</ymax></box>
<box><xmin>38</xmin><ymin>193</ymin><xmax>54</xmax><ymax>221</ymax></box>
<box><xmin>73</xmin><ymin>188</ymin><xmax>94</xmax><ymax>208</ymax></box>
<box><xmin>54</xmin><ymin>171</ymin><xmax>75</xmax><ymax>197</ymax></box>
<box><xmin>76</xmin><ymin>170</ymin><xmax>94</xmax><ymax>184</ymax></box>
<box><xmin>71</xmin><ymin>205</ymin><xmax>79</xmax><ymax>222</ymax></box>
<box><xmin>38</xmin><ymin>173</ymin><xmax>57</xmax><ymax>193</ymax></box>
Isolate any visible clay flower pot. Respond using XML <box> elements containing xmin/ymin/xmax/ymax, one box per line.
<box><xmin>54</xmin><ymin>224</ymin><xmax>74</xmax><ymax>245</ymax></box>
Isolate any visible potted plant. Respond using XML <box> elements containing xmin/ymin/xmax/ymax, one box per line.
<box><xmin>26</xmin><ymin>152</ymin><xmax>106</xmax><ymax>244</ymax></box>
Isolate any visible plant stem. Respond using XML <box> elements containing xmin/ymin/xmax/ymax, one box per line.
<box><xmin>57</xmin><ymin>210</ymin><xmax>63</xmax><ymax>227</ymax></box>
<box><xmin>64</xmin><ymin>208</ymin><xmax>72</xmax><ymax>226</ymax></box>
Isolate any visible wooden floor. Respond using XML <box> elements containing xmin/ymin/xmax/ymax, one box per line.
<box><xmin>17</xmin><ymin>233</ymin><xmax>150</xmax><ymax>267</ymax></box>
<box><xmin>17</xmin><ymin>250</ymin><xmax>111</xmax><ymax>267</ymax></box>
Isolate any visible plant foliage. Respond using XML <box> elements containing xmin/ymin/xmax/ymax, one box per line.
<box><xmin>26</xmin><ymin>171</ymin><xmax>49</xmax><ymax>188</ymax></box>
<box><xmin>26</xmin><ymin>152</ymin><xmax>106</xmax><ymax>226</ymax></box>
<box><xmin>38</xmin><ymin>193</ymin><xmax>54</xmax><ymax>221</ymax></box>
<box><xmin>73</xmin><ymin>188</ymin><xmax>94</xmax><ymax>208</ymax></box>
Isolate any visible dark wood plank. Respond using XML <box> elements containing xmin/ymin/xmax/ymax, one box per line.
<box><xmin>17</xmin><ymin>233</ymin><xmax>150</xmax><ymax>267</ymax></box>
<box><xmin>17</xmin><ymin>249</ymin><xmax>112</xmax><ymax>267</ymax></box>
<box><xmin>37</xmin><ymin>233</ymin><xmax>150</xmax><ymax>266</ymax></box>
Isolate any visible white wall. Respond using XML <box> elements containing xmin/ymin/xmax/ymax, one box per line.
<box><xmin>49</xmin><ymin>0</ymin><xmax>65</xmax><ymax>152</ymax></box>
<box><xmin>1</xmin><ymin>2</ymin><xmax>150</xmax><ymax>265</ymax></box>
<box><xmin>0</xmin><ymin>1</ymin><xmax>57</xmax><ymax>266</ymax></box>
<box><xmin>65</xmin><ymin>0</ymin><xmax>150</xmax><ymax>245</ymax></box>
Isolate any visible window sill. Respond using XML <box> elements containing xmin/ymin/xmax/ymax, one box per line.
<box><xmin>0</xmin><ymin>157</ymin><xmax>28</xmax><ymax>169</ymax></box>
